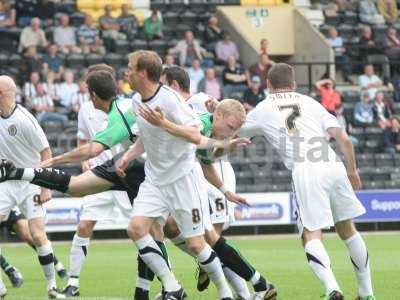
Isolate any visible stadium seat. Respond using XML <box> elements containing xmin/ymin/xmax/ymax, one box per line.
<box><xmin>104</xmin><ymin>53</ymin><xmax>125</xmax><ymax>67</ymax></box>
<box><xmin>0</xmin><ymin>53</ymin><xmax>8</xmax><ymax>65</ymax></box>
<box><xmin>66</xmin><ymin>53</ymin><xmax>85</xmax><ymax>69</ymax></box>
<box><xmin>236</xmin><ymin>184</ymin><xmax>247</xmax><ymax>193</ymax></box>
<box><xmin>180</xmin><ymin>10</ymin><xmax>198</xmax><ymax>27</ymax></box>
<box><xmin>374</xmin><ymin>153</ymin><xmax>394</xmax><ymax>167</ymax></box>
<box><xmin>70</xmin><ymin>12</ymin><xmax>86</xmax><ymax>27</ymax></box>
<box><xmin>148</xmin><ymin>40</ymin><xmax>168</xmax><ymax>56</ymax></box>
<box><xmin>130</xmin><ymin>39</ymin><xmax>148</xmax><ymax>51</ymax></box>
<box><xmin>247</xmin><ymin>184</ymin><xmax>269</xmax><ymax>193</ymax></box>
<box><xmin>114</xmin><ymin>39</ymin><xmax>131</xmax><ymax>55</ymax></box>
<box><xmin>41</xmin><ymin>121</ymin><xmax>65</xmax><ymax>134</ymax></box>
<box><xmin>77</xmin><ymin>0</ymin><xmax>95</xmax><ymax>11</ymax></box>
<box><xmin>150</xmin><ymin>0</ymin><xmax>168</xmax><ymax>11</ymax></box>
<box><xmin>342</xmin><ymin>11</ymin><xmax>358</xmax><ymax>25</ymax></box>
<box><xmin>367</xmin><ymin>55</ymin><xmax>390</xmax><ymax>80</ymax></box>
<box><xmin>163</xmin><ymin>11</ymin><xmax>180</xmax><ymax>26</ymax></box>
<box><xmin>169</xmin><ymin>0</ymin><xmax>187</xmax><ymax>12</ymax></box>
<box><xmin>240</xmin><ymin>0</ymin><xmax>258</xmax><ymax>5</ymax></box>
<box><xmin>189</xmin><ymin>0</ymin><xmax>208</xmax><ymax>13</ymax></box>
<box><xmin>85</xmin><ymin>53</ymin><xmax>104</xmax><ymax>66</ymax></box>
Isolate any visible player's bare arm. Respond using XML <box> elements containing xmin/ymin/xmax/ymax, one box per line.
<box><xmin>138</xmin><ymin>104</ymin><xmax>251</xmax><ymax>150</ymax></box>
<box><xmin>327</xmin><ymin>127</ymin><xmax>362</xmax><ymax>190</ymax></box>
<box><xmin>201</xmin><ymin>163</ymin><xmax>249</xmax><ymax>206</ymax></box>
<box><xmin>40</xmin><ymin>142</ymin><xmax>105</xmax><ymax>167</ymax></box>
<box><xmin>116</xmin><ymin>138</ymin><xmax>145</xmax><ymax>177</ymax></box>
<box><xmin>77</xmin><ymin>139</ymin><xmax>91</xmax><ymax>172</ymax></box>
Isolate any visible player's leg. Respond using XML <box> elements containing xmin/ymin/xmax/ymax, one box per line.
<box><xmin>129</xmin><ymin>181</ymin><xmax>184</xmax><ymax>299</ymax></box>
<box><xmin>11</xmin><ymin>213</ymin><xmax>68</xmax><ymax>280</ymax></box>
<box><xmin>0</xmin><ymin>247</ymin><xmax>6</xmax><ymax>298</ymax></box>
<box><xmin>335</xmin><ymin>220</ymin><xmax>374</xmax><ymax>300</ymax></box>
<box><xmin>330</xmin><ymin>168</ymin><xmax>373</xmax><ymax>300</ymax></box>
<box><xmin>170</xmin><ymin>168</ymin><xmax>233</xmax><ymax>300</ymax></box>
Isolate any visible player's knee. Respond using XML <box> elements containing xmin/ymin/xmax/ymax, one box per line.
<box><xmin>127</xmin><ymin>221</ymin><xmax>146</xmax><ymax>241</ymax></box>
<box><xmin>77</xmin><ymin>220</ymin><xmax>95</xmax><ymax>237</ymax></box>
<box><xmin>30</xmin><ymin>230</ymin><xmax>48</xmax><ymax>246</ymax></box>
<box><xmin>163</xmin><ymin>218</ymin><xmax>180</xmax><ymax>239</ymax></box>
<box><xmin>185</xmin><ymin>236</ymin><xmax>206</xmax><ymax>255</ymax></box>
<box><xmin>204</xmin><ymin>229</ymin><xmax>220</xmax><ymax>247</ymax></box>
<box><xmin>335</xmin><ymin>219</ymin><xmax>357</xmax><ymax>240</ymax></box>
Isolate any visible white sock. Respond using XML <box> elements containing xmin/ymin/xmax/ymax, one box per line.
<box><xmin>135</xmin><ymin>234</ymin><xmax>180</xmax><ymax>292</ymax></box>
<box><xmin>0</xmin><ymin>248</ymin><xmax>7</xmax><ymax>296</ymax></box>
<box><xmin>68</xmin><ymin>234</ymin><xmax>90</xmax><ymax>287</ymax></box>
<box><xmin>20</xmin><ymin>168</ymin><xmax>35</xmax><ymax>181</ymax></box>
<box><xmin>198</xmin><ymin>244</ymin><xmax>233</xmax><ymax>299</ymax></box>
<box><xmin>250</xmin><ymin>271</ymin><xmax>261</xmax><ymax>285</ymax></box>
<box><xmin>171</xmin><ymin>233</ymin><xmax>194</xmax><ymax>257</ymax></box>
<box><xmin>304</xmin><ymin>239</ymin><xmax>340</xmax><ymax>294</ymax></box>
<box><xmin>345</xmin><ymin>233</ymin><xmax>373</xmax><ymax>297</ymax></box>
<box><xmin>136</xmin><ymin>276</ymin><xmax>152</xmax><ymax>291</ymax></box>
<box><xmin>37</xmin><ymin>241</ymin><xmax>56</xmax><ymax>291</ymax></box>
<box><xmin>223</xmin><ymin>265</ymin><xmax>251</xmax><ymax>299</ymax></box>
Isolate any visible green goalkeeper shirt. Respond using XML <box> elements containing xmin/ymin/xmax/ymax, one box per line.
<box><xmin>196</xmin><ymin>113</ymin><xmax>214</xmax><ymax>165</ymax></box>
<box><xmin>93</xmin><ymin>93</ymin><xmax>138</xmax><ymax>149</ymax></box>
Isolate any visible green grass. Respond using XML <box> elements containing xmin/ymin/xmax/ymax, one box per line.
<box><xmin>1</xmin><ymin>233</ymin><xmax>399</xmax><ymax>299</ymax></box>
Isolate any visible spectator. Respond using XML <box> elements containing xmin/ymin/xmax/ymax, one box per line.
<box><xmin>169</xmin><ymin>30</ymin><xmax>212</xmax><ymax>67</ymax></box>
<box><xmin>359</xmin><ymin>0</ymin><xmax>385</xmax><ymax>25</ymax></box>
<box><xmin>377</xmin><ymin>0</ymin><xmax>398</xmax><ymax>24</ymax></box>
<box><xmin>0</xmin><ymin>0</ymin><xmax>16</xmax><ymax>29</ymax></box>
<box><xmin>20</xmin><ymin>46</ymin><xmax>43</xmax><ymax>81</ymax></box>
<box><xmin>19</xmin><ymin>17</ymin><xmax>48</xmax><ymax>52</ymax></box>
<box><xmin>215</xmin><ymin>32</ymin><xmax>239</xmax><ymax>64</ymax></box>
<box><xmin>243</xmin><ymin>76</ymin><xmax>266</xmax><ymax>112</ymax></box>
<box><xmin>222</xmin><ymin>56</ymin><xmax>247</xmax><ymax>98</ymax></box>
<box><xmin>118</xmin><ymin>4</ymin><xmax>139</xmax><ymax>40</ymax></box>
<box><xmin>359</xmin><ymin>25</ymin><xmax>381</xmax><ymax>58</ymax></box>
<box><xmin>77</xmin><ymin>14</ymin><xmax>105</xmax><ymax>55</ymax></box>
<box><xmin>384</xmin><ymin>116</ymin><xmax>400</xmax><ymax>153</ymax></box>
<box><xmin>204</xmin><ymin>16</ymin><xmax>223</xmax><ymax>52</ymax></box>
<box><xmin>260</xmin><ymin>38</ymin><xmax>269</xmax><ymax>55</ymax></box>
<box><xmin>143</xmin><ymin>9</ymin><xmax>163</xmax><ymax>40</ymax></box>
<box><xmin>164</xmin><ymin>54</ymin><xmax>176</xmax><ymax>67</ymax></box>
<box><xmin>187</xmin><ymin>59</ymin><xmax>204</xmax><ymax>94</ymax></box>
<box><xmin>359</xmin><ymin>64</ymin><xmax>384</xmax><ymax>99</ymax></box>
<box><xmin>327</xmin><ymin>26</ymin><xmax>352</xmax><ymax>83</ymax></box>
<box><xmin>71</xmin><ymin>80</ymin><xmax>89</xmax><ymax>115</ymax></box>
<box><xmin>38</xmin><ymin>0</ymin><xmax>56</xmax><ymax>26</ymax></box>
<box><xmin>373</xmin><ymin>91</ymin><xmax>394</xmax><ymax>129</ymax></box>
<box><xmin>57</xmin><ymin>70</ymin><xmax>79</xmax><ymax>108</ymax></box>
<box><xmin>46</xmin><ymin>70</ymin><xmax>60</xmax><ymax>105</ymax></box>
<box><xmin>198</xmin><ymin>68</ymin><xmax>222</xmax><ymax>100</ymax></box>
<box><xmin>315</xmin><ymin>78</ymin><xmax>342</xmax><ymax>115</ymax></box>
<box><xmin>99</xmin><ymin>4</ymin><xmax>126</xmax><ymax>41</ymax></box>
<box><xmin>42</xmin><ymin>44</ymin><xmax>64</xmax><ymax>79</ymax></box>
<box><xmin>354</xmin><ymin>90</ymin><xmax>375</xmax><ymax>127</ymax></box>
<box><xmin>390</xmin><ymin>72</ymin><xmax>400</xmax><ymax>101</ymax></box>
<box><xmin>23</xmin><ymin>71</ymin><xmax>45</xmax><ymax>105</ymax></box>
<box><xmin>246</xmin><ymin>54</ymin><xmax>274</xmax><ymax>90</ymax></box>
<box><xmin>335</xmin><ymin>0</ymin><xmax>359</xmax><ymax>12</ymax></box>
<box><xmin>117</xmin><ymin>76</ymin><xmax>133</xmax><ymax>97</ymax></box>
<box><xmin>53</xmin><ymin>14</ymin><xmax>80</xmax><ymax>54</ymax></box>
<box><xmin>32</xmin><ymin>83</ymin><xmax>67</xmax><ymax>125</ymax></box>
<box><xmin>14</xmin><ymin>0</ymin><xmax>36</xmax><ymax>27</ymax></box>
<box><xmin>382</xmin><ymin>27</ymin><xmax>400</xmax><ymax>60</ymax></box>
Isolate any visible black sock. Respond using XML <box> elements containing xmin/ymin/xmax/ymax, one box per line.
<box><xmin>134</xmin><ymin>287</ymin><xmax>149</xmax><ymax>300</ymax></box>
<box><xmin>213</xmin><ymin>237</ymin><xmax>258</xmax><ymax>282</ymax></box>
<box><xmin>13</xmin><ymin>168</ymin><xmax>71</xmax><ymax>193</ymax></box>
<box><xmin>53</xmin><ymin>256</ymin><xmax>59</xmax><ymax>266</ymax></box>
<box><xmin>0</xmin><ymin>255</ymin><xmax>12</xmax><ymax>271</ymax></box>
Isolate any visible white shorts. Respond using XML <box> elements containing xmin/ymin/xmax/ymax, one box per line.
<box><xmin>80</xmin><ymin>190</ymin><xmax>132</xmax><ymax>221</ymax></box>
<box><xmin>208</xmin><ymin>161</ymin><xmax>236</xmax><ymax>229</ymax></box>
<box><xmin>132</xmin><ymin>166</ymin><xmax>211</xmax><ymax>238</ymax></box>
<box><xmin>292</xmin><ymin>161</ymin><xmax>366</xmax><ymax>236</ymax></box>
<box><xmin>0</xmin><ymin>181</ymin><xmax>45</xmax><ymax>221</ymax></box>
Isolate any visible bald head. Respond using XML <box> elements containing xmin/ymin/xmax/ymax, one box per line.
<box><xmin>0</xmin><ymin>75</ymin><xmax>17</xmax><ymax>96</ymax></box>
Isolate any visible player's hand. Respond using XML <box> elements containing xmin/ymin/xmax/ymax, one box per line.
<box><xmin>225</xmin><ymin>191</ymin><xmax>250</xmax><ymax>206</ymax></box>
<box><xmin>138</xmin><ymin>104</ymin><xmax>166</xmax><ymax>127</ymax></box>
<box><xmin>40</xmin><ymin>158</ymin><xmax>55</xmax><ymax>168</ymax></box>
<box><xmin>35</xmin><ymin>188</ymin><xmax>52</xmax><ymax>205</ymax></box>
<box><xmin>116</xmin><ymin>156</ymin><xmax>129</xmax><ymax>178</ymax></box>
<box><xmin>228</xmin><ymin>137</ymin><xmax>251</xmax><ymax>151</ymax></box>
<box><xmin>81</xmin><ymin>160</ymin><xmax>91</xmax><ymax>172</ymax></box>
<box><xmin>205</xmin><ymin>97</ymin><xmax>219</xmax><ymax>113</ymax></box>
<box><xmin>347</xmin><ymin>170</ymin><xmax>362</xmax><ymax>190</ymax></box>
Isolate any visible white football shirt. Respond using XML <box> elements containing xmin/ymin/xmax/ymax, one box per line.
<box><xmin>0</xmin><ymin>105</ymin><xmax>49</xmax><ymax>168</ymax></box>
<box><xmin>77</xmin><ymin>101</ymin><xmax>123</xmax><ymax>168</ymax></box>
<box><xmin>239</xmin><ymin>92</ymin><xmax>341</xmax><ymax>170</ymax></box>
<box><xmin>134</xmin><ymin>85</ymin><xmax>200</xmax><ymax>186</ymax></box>
<box><xmin>186</xmin><ymin>92</ymin><xmax>209</xmax><ymax>114</ymax></box>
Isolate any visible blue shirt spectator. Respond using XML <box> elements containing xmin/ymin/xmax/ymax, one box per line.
<box><xmin>77</xmin><ymin>14</ymin><xmax>105</xmax><ymax>54</ymax></box>
<box><xmin>42</xmin><ymin>44</ymin><xmax>64</xmax><ymax>75</ymax></box>
<box><xmin>354</xmin><ymin>90</ymin><xmax>374</xmax><ymax>126</ymax></box>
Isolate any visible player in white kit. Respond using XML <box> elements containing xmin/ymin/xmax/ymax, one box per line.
<box><xmin>116</xmin><ymin>50</ymin><xmax>242</xmax><ymax>300</ymax></box>
<box><xmin>62</xmin><ymin>100</ymin><xmax>132</xmax><ymax>296</ymax></box>
<box><xmin>239</xmin><ymin>63</ymin><xmax>375</xmax><ymax>300</ymax></box>
<box><xmin>0</xmin><ymin>76</ymin><xmax>65</xmax><ymax>299</ymax></box>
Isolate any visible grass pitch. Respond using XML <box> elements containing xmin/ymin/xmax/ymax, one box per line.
<box><xmin>1</xmin><ymin>233</ymin><xmax>399</xmax><ymax>300</ymax></box>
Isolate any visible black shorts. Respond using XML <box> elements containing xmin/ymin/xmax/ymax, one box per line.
<box><xmin>91</xmin><ymin>154</ymin><xmax>145</xmax><ymax>203</ymax></box>
<box><xmin>0</xmin><ymin>208</ymin><xmax>25</xmax><ymax>233</ymax></box>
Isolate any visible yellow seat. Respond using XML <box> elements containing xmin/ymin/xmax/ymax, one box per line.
<box><xmin>112</xmin><ymin>0</ymin><xmax>133</xmax><ymax>10</ymax></box>
<box><xmin>94</xmin><ymin>0</ymin><xmax>113</xmax><ymax>10</ymax></box>
<box><xmin>241</xmin><ymin>0</ymin><xmax>258</xmax><ymax>5</ymax></box>
<box><xmin>77</xmin><ymin>0</ymin><xmax>95</xmax><ymax>10</ymax></box>
<box><xmin>258</xmin><ymin>0</ymin><xmax>283</xmax><ymax>5</ymax></box>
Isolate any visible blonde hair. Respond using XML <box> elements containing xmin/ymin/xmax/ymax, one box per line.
<box><xmin>215</xmin><ymin>99</ymin><xmax>246</xmax><ymax>123</ymax></box>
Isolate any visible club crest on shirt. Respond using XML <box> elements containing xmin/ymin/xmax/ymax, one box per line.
<box><xmin>8</xmin><ymin>124</ymin><xmax>17</xmax><ymax>136</ymax></box>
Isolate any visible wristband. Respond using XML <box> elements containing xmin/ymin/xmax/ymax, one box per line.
<box><xmin>219</xmin><ymin>184</ymin><xmax>228</xmax><ymax>195</ymax></box>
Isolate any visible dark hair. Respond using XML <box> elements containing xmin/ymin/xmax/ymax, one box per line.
<box><xmin>87</xmin><ymin>64</ymin><xmax>116</xmax><ymax>79</ymax></box>
<box><xmin>267</xmin><ymin>63</ymin><xmax>295</xmax><ymax>89</ymax></box>
<box><xmin>163</xmin><ymin>66</ymin><xmax>190</xmax><ymax>93</ymax></box>
<box><xmin>86</xmin><ymin>71</ymin><xmax>117</xmax><ymax>101</ymax></box>
<box><xmin>129</xmin><ymin>50</ymin><xmax>162</xmax><ymax>83</ymax></box>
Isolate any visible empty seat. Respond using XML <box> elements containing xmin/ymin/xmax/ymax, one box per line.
<box><xmin>180</xmin><ymin>10</ymin><xmax>198</xmax><ymax>27</ymax></box>
<box><xmin>148</xmin><ymin>40</ymin><xmax>168</xmax><ymax>55</ymax></box>
<box><xmin>374</xmin><ymin>153</ymin><xmax>394</xmax><ymax>167</ymax></box>
<box><xmin>66</xmin><ymin>53</ymin><xmax>85</xmax><ymax>68</ymax></box>
<box><xmin>85</xmin><ymin>53</ymin><xmax>103</xmax><ymax>66</ymax></box>
<box><xmin>114</xmin><ymin>39</ymin><xmax>130</xmax><ymax>55</ymax></box>
<box><xmin>163</xmin><ymin>11</ymin><xmax>180</xmax><ymax>26</ymax></box>
<box><xmin>247</xmin><ymin>184</ymin><xmax>268</xmax><ymax>193</ymax></box>
<box><xmin>130</xmin><ymin>39</ymin><xmax>148</xmax><ymax>51</ymax></box>
<box><xmin>104</xmin><ymin>53</ymin><xmax>125</xmax><ymax>67</ymax></box>
<box><xmin>70</xmin><ymin>12</ymin><xmax>86</xmax><ymax>27</ymax></box>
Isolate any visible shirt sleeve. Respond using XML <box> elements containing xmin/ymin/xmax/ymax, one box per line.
<box><xmin>77</xmin><ymin>109</ymin><xmax>90</xmax><ymax>140</ymax></box>
<box><xmin>22</xmin><ymin>113</ymin><xmax>50</xmax><ymax>153</ymax></box>
<box><xmin>92</xmin><ymin>115</ymin><xmax>131</xmax><ymax>149</ymax></box>
<box><xmin>167</xmin><ymin>97</ymin><xmax>201</xmax><ymax>127</ymax></box>
<box><xmin>237</xmin><ymin>105</ymin><xmax>264</xmax><ymax>138</ymax></box>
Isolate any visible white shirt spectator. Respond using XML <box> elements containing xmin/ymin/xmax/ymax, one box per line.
<box><xmin>57</xmin><ymin>82</ymin><xmax>79</xmax><ymax>107</ymax></box>
<box><xmin>187</xmin><ymin>67</ymin><xmax>205</xmax><ymax>94</ymax></box>
<box><xmin>359</xmin><ymin>73</ymin><xmax>382</xmax><ymax>99</ymax></box>
<box><xmin>54</xmin><ymin>26</ymin><xmax>77</xmax><ymax>48</ymax></box>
